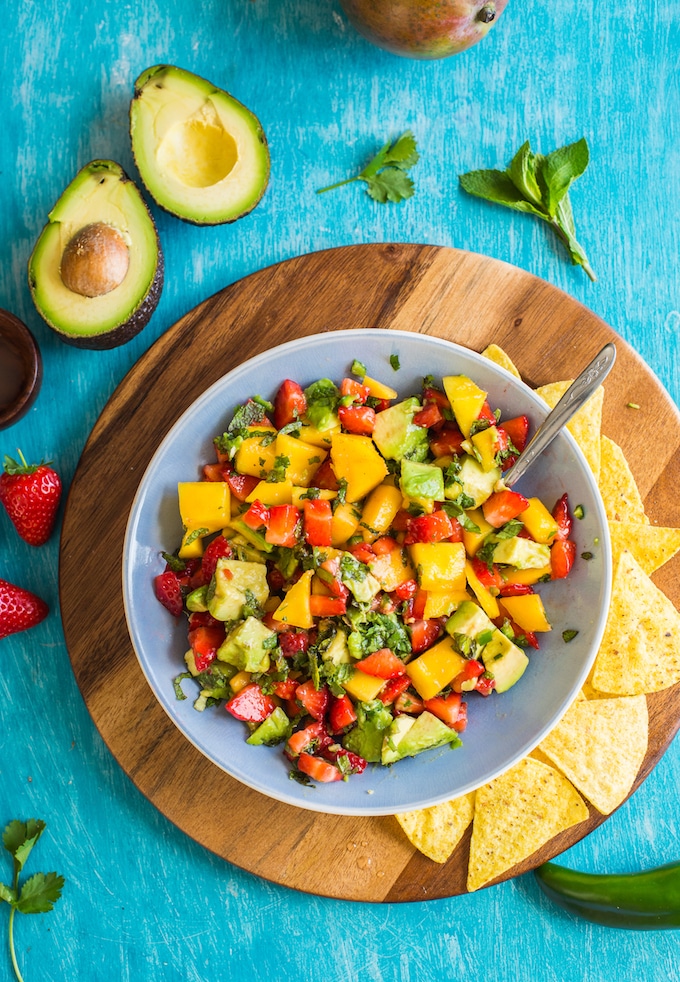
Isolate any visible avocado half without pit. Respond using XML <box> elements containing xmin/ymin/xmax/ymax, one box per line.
<box><xmin>28</xmin><ymin>160</ymin><xmax>163</xmax><ymax>349</ymax></box>
<box><xmin>130</xmin><ymin>65</ymin><xmax>270</xmax><ymax>225</ymax></box>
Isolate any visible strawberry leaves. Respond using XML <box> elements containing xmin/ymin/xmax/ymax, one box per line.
<box><xmin>459</xmin><ymin>138</ymin><xmax>596</xmax><ymax>281</ymax></box>
<box><xmin>317</xmin><ymin>130</ymin><xmax>419</xmax><ymax>203</ymax></box>
<box><xmin>1</xmin><ymin>819</ymin><xmax>65</xmax><ymax>982</ymax></box>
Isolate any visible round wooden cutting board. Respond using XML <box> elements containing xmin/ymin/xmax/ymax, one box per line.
<box><xmin>60</xmin><ymin>244</ymin><xmax>680</xmax><ymax>902</ymax></box>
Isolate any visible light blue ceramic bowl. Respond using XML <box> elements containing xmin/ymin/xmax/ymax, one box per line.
<box><xmin>123</xmin><ymin>329</ymin><xmax>611</xmax><ymax>816</ymax></box>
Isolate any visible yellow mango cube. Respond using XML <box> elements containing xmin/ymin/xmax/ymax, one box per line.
<box><xmin>178</xmin><ymin>481</ymin><xmax>231</xmax><ymax>533</ymax></box>
<box><xmin>343</xmin><ymin>669</ymin><xmax>386</xmax><ymax>703</ymax></box>
<box><xmin>442</xmin><ymin>375</ymin><xmax>488</xmax><ymax>438</ymax></box>
<box><xmin>501</xmin><ymin>564</ymin><xmax>552</xmax><ymax>586</ymax></box>
<box><xmin>501</xmin><ymin>593</ymin><xmax>552</xmax><ymax>632</ymax></box>
<box><xmin>272</xmin><ymin>569</ymin><xmax>314</xmax><ymax>629</ymax></box>
<box><xmin>275</xmin><ymin>432</ymin><xmax>326</xmax><ymax>487</ymax></box>
<box><xmin>471</xmin><ymin>425</ymin><xmax>500</xmax><ymax>472</ymax></box>
<box><xmin>465</xmin><ymin>560</ymin><xmax>500</xmax><ymax>620</ymax></box>
<box><xmin>423</xmin><ymin>589</ymin><xmax>470</xmax><ymax>619</ymax></box>
<box><xmin>330</xmin><ymin>434</ymin><xmax>389</xmax><ymax>503</ymax></box>
<box><xmin>178</xmin><ymin>527</ymin><xmax>206</xmax><ymax>559</ymax></box>
<box><xmin>362</xmin><ymin>375</ymin><xmax>398</xmax><ymax>400</ymax></box>
<box><xmin>519</xmin><ymin>498</ymin><xmax>560</xmax><ymax>544</ymax></box>
<box><xmin>462</xmin><ymin>507</ymin><xmax>494</xmax><ymax>557</ymax></box>
<box><xmin>298</xmin><ymin>423</ymin><xmax>340</xmax><ymax>449</ymax></box>
<box><xmin>234</xmin><ymin>425</ymin><xmax>279</xmax><ymax>478</ymax></box>
<box><xmin>405</xmin><ymin>636</ymin><xmax>467</xmax><ymax>701</ymax></box>
<box><xmin>245</xmin><ymin>480</ymin><xmax>294</xmax><ymax>505</ymax></box>
<box><xmin>330</xmin><ymin>501</ymin><xmax>362</xmax><ymax>546</ymax></box>
<box><xmin>369</xmin><ymin>548</ymin><xmax>415</xmax><ymax>593</ymax></box>
<box><xmin>360</xmin><ymin>483</ymin><xmax>403</xmax><ymax>542</ymax></box>
<box><xmin>291</xmin><ymin>486</ymin><xmax>337</xmax><ymax>507</ymax></box>
<box><xmin>408</xmin><ymin>542</ymin><xmax>466</xmax><ymax>592</ymax></box>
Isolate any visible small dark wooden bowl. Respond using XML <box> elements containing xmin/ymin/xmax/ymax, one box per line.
<box><xmin>0</xmin><ymin>309</ymin><xmax>42</xmax><ymax>429</ymax></box>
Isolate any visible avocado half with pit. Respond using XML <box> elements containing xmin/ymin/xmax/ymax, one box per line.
<box><xmin>28</xmin><ymin>160</ymin><xmax>163</xmax><ymax>349</ymax></box>
<box><xmin>129</xmin><ymin>65</ymin><xmax>270</xmax><ymax>225</ymax></box>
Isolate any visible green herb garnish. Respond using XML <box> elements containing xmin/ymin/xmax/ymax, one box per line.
<box><xmin>562</xmin><ymin>629</ymin><xmax>579</xmax><ymax>643</ymax></box>
<box><xmin>317</xmin><ymin>131</ymin><xmax>419</xmax><ymax>204</ymax></box>
<box><xmin>1</xmin><ymin>819</ymin><xmax>65</xmax><ymax>982</ymax></box>
<box><xmin>459</xmin><ymin>138</ymin><xmax>595</xmax><ymax>281</ymax></box>
<box><xmin>389</xmin><ymin>354</ymin><xmax>400</xmax><ymax>371</ymax></box>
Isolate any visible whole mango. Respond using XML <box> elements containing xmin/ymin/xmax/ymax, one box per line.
<box><xmin>338</xmin><ymin>0</ymin><xmax>509</xmax><ymax>60</ymax></box>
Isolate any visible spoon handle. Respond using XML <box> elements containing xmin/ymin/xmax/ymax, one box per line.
<box><xmin>503</xmin><ymin>342</ymin><xmax>617</xmax><ymax>488</ymax></box>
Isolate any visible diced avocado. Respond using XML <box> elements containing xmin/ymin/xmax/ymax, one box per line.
<box><xmin>321</xmin><ymin>628</ymin><xmax>351</xmax><ymax>665</ymax></box>
<box><xmin>381</xmin><ymin>711</ymin><xmax>461</xmax><ymax>764</ymax></box>
<box><xmin>380</xmin><ymin>714</ymin><xmax>416</xmax><ymax>764</ymax></box>
<box><xmin>246</xmin><ymin>706</ymin><xmax>292</xmax><ymax>746</ymax></box>
<box><xmin>130</xmin><ymin>65</ymin><xmax>270</xmax><ymax>225</ymax></box>
<box><xmin>227</xmin><ymin>519</ymin><xmax>274</xmax><ymax>553</ymax></box>
<box><xmin>481</xmin><ymin>629</ymin><xmax>529</xmax><ymax>693</ymax></box>
<box><xmin>400</xmin><ymin>459</ymin><xmax>445</xmax><ymax>503</ymax></box>
<box><xmin>28</xmin><ymin>160</ymin><xmax>162</xmax><ymax>349</ymax></box>
<box><xmin>446</xmin><ymin>599</ymin><xmax>495</xmax><ymax>641</ymax></box>
<box><xmin>339</xmin><ymin>552</ymin><xmax>381</xmax><ymax>604</ymax></box>
<box><xmin>186</xmin><ymin>586</ymin><xmax>209</xmax><ymax>612</ymax></box>
<box><xmin>217</xmin><ymin>615</ymin><xmax>276</xmax><ymax>672</ymax></box>
<box><xmin>372</xmin><ymin>398</ymin><xmax>429</xmax><ymax>462</ymax></box>
<box><xmin>452</xmin><ymin>456</ymin><xmax>501</xmax><ymax>507</ymax></box>
<box><xmin>207</xmin><ymin>559</ymin><xmax>269</xmax><ymax>621</ymax></box>
<box><xmin>343</xmin><ymin>701</ymin><xmax>394</xmax><ymax>763</ymax></box>
<box><xmin>303</xmin><ymin>378</ymin><xmax>340</xmax><ymax>432</ymax></box>
<box><xmin>492</xmin><ymin>537</ymin><xmax>551</xmax><ymax>569</ymax></box>
<box><xmin>228</xmin><ymin>533</ymin><xmax>270</xmax><ymax>564</ymax></box>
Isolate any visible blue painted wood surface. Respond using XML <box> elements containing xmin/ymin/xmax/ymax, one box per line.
<box><xmin>1</xmin><ymin>1</ymin><xmax>679</xmax><ymax>979</ymax></box>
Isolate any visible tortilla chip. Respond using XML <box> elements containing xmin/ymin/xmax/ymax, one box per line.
<box><xmin>538</xmin><ymin>696</ymin><xmax>648</xmax><ymax>815</ymax></box>
<box><xmin>599</xmin><ymin>435</ymin><xmax>648</xmax><ymax>523</ymax></box>
<box><xmin>591</xmin><ymin>549</ymin><xmax>680</xmax><ymax>694</ymax></box>
<box><xmin>536</xmin><ymin>380</ymin><xmax>604</xmax><ymax>481</ymax></box>
<box><xmin>395</xmin><ymin>792</ymin><xmax>475</xmax><ymax>864</ymax></box>
<box><xmin>466</xmin><ymin>757</ymin><xmax>588</xmax><ymax>892</ymax></box>
<box><xmin>608</xmin><ymin>520</ymin><xmax>680</xmax><ymax>575</ymax></box>
<box><xmin>481</xmin><ymin>344</ymin><xmax>521</xmax><ymax>379</ymax></box>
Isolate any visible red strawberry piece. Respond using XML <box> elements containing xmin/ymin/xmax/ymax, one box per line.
<box><xmin>0</xmin><ymin>451</ymin><xmax>62</xmax><ymax>546</ymax></box>
<box><xmin>0</xmin><ymin>578</ymin><xmax>49</xmax><ymax>639</ymax></box>
<box><xmin>154</xmin><ymin>570</ymin><xmax>183</xmax><ymax>616</ymax></box>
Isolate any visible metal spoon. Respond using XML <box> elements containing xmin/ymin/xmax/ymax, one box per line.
<box><xmin>503</xmin><ymin>342</ymin><xmax>617</xmax><ymax>488</ymax></box>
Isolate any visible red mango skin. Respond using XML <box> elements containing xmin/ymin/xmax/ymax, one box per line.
<box><xmin>338</xmin><ymin>0</ymin><xmax>509</xmax><ymax>60</ymax></box>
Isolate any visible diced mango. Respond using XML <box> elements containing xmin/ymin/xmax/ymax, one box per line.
<box><xmin>442</xmin><ymin>375</ymin><xmax>488</xmax><ymax>438</ymax></box>
<box><xmin>501</xmin><ymin>564</ymin><xmax>552</xmax><ymax>586</ymax></box>
<box><xmin>360</xmin><ymin>483</ymin><xmax>403</xmax><ymax>542</ymax></box>
<box><xmin>272</xmin><ymin>569</ymin><xmax>314</xmax><ymax>629</ymax></box>
<box><xmin>465</xmin><ymin>560</ymin><xmax>500</xmax><ymax>620</ymax></box>
<box><xmin>462</xmin><ymin>507</ymin><xmax>494</xmax><ymax>557</ymax></box>
<box><xmin>178</xmin><ymin>481</ymin><xmax>231</xmax><ymax>533</ymax></box>
<box><xmin>369</xmin><ymin>548</ymin><xmax>415</xmax><ymax>592</ymax></box>
<box><xmin>343</xmin><ymin>668</ymin><xmax>386</xmax><ymax>703</ymax></box>
<box><xmin>471</xmin><ymin>425</ymin><xmax>500</xmax><ymax>472</ymax></box>
<box><xmin>330</xmin><ymin>434</ymin><xmax>389</xmax><ymax>503</ymax></box>
<box><xmin>423</xmin><ymin>589</ymin><xmax>470</xmax><ymax>619</ymax></box>
<box><xmin>234</xmin><ymin>425</ymin><xmax>279</xmax><ymax>478</ymax></box>
<box><xmin>178</xmin><ymin>527</ymin><xmax>206</xmax><ymax>559</ymax></box>
<box><xmin>501</xmin><ymin>593</ymin><xmax>552</xmax><ymax>632</ymax></box>
<box><xmin>275</xmin><ymin>432</ymin><xmax>326</xmax><ymax>487</ymax></box>
<box><xmin>229</xmin><ymin>670</ymin><xmax>252</xmax><ymax>693</ymax></box>
<box><xmin>245</xmin><ymin>480</ymin><xmax>294</xmax><ymax>505</ymax></box>
<box><xmin>362</xmin><ymin>375</ymin><xmax>398</xmax><ymax>400</ymax></box>
<box><xmin>408</xmin><ymin>542</ymin><xmax>466</xmax><ymax>592</ymax></box>
<box><xmin>291</xmin><ymin>486</ymin><xmax>337</xmax><ymax>507</ymax></box>
<box><xmin>298</xmin><ymin>423</ymin><xmax>340</xmax><ymax>448</ymax></box>
<box><xmin>519</xmin><ymin>498</ymin><xmax>560</xmax><ymax>544</ymax></box>
<box><xmin>330</xmin><ymin>501</ymin><xmax>362</xmax><ymax>546</ymax></box>
<box><xmin>405</xmin><ymin>636</ymin><xmax>467</xmax><ymax>701</ymax></box>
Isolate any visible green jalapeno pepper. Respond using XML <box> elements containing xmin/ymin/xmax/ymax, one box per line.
<box><xmin>535</xmin><ymin>860</ymin><xmax>680</xmax><ymax>930</ymax></box>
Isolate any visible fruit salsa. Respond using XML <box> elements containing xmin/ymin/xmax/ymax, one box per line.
<box><xmin>153</xmin><ymin>363</ymin><xmax>576</xmax><ymax>785</ymax></box>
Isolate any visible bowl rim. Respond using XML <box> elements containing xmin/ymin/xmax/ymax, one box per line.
<box><xmin>122</xmin><ymin>328</ymin><xmax>612</xmax><ymax>816</ymax></box>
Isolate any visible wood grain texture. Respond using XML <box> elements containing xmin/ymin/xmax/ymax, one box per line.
<box><xmin>59</xmin><ymin>243</ymin><xmax>680</xmax><ymax>903</ymax></box>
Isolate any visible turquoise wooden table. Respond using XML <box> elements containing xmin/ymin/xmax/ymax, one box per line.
<box><xmin>1</xmin><ymin>2</ymin><xmax>679</xmax><ymax>980</ymax></box>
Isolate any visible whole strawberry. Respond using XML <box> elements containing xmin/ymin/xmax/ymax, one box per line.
<box><xmin>0</xmin><ymin>450</ymin><xmax>62</xmax><ymax>546</ymax></box>
<box><xmin>0</xmin><ymin>577</ymin><xmax>48</xmax><ymax>639</ymax></box>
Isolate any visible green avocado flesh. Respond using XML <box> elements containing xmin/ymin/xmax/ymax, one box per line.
<box><xmin>130</xmin><ymin>64</ymin><xmax>270</xmax><ymax>225</ymax></box>
<box><xmin>28</xmin><ymin>160</ymin><xmax>162</xmax><ymax>349</ymax></box>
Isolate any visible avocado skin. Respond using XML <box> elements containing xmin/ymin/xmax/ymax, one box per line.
<box><xmin>28</xmin><ymin>162</ymin><xmax>164</xmax><ymax>350</ymax></box>
<box><xmin>130</xmin><ymin>64</ymin><xmax>270</xmax><ymax>226</ymax></box>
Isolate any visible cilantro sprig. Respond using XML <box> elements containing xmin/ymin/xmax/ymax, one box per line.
<box><xmin>459</xmin><ymin>138</ymin><xmax>595</xmax><ymax>281</ymax></box>
<box><xmin>317</xmin><ymin>131</ymin><xmax>419</xmax><ymax>204</ymax></box>
<box><xmin>1</xmin><ymin>819</ymin><xmax>64</xmax><ymax>982</ymax></box>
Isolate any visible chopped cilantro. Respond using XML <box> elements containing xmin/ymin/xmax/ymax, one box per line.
<box><xmin>173</xmin><ymin>671</ymin><xmax>193</xmax><ymax>700</ymax></box>
<box><xmin>389</xmin><ymin>354</ymin><xmax>400</xmax><ymax>371</ymax></box>
<box><xmin>495</xmin><ymin>519</ymin><xmax>523</xmax><ymax>540</ymax></box>
<box><xmin>184</xmin><ymin>527</ymin><xmax>208</xmax><ymax>547</ymax></box>
<box><xmin>266</xmin><ymin>455</ymin><xmax>290</xmax><ymax>483</ymax></box>
<box><xmin>562</xmin><ymin>629</ymin><xmax>579</xmax><ymax>643</ymax></box>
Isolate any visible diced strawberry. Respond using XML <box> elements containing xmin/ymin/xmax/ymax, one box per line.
<box><xmin>424</xmin><ymin>692</ymin><xmax>464</xmax><ymax>728</ymax></box>
<box><xmin>551</xmin><ymin>539</ymin><xmax>577</xmax><ymax>579</ymax></box>
<box><xmin>273</xmin><ymin>678</ymin><xmax>299</xmax><ymax>700</ymax></box>
<box><xmin>429</xmin><ymin>423</ymin><xmax>466</xmax><ymax>459</ymax></box>
<box><xmin>552</xmin><ymin>493</ymin><xmax>573</xmax><ymax>541</ymax></box>
<box><xmin>393</xmin><ymin>578</ymin><xmax>418</xmax><ymax>602</ymax></box>
<box><xmin>303</xmin><ymin>498</ymin><xmax>333</xmax><ymax>547</ymax></box>
<box><xmin>475</xmin><ymin>675</ymin><xmax>496</xmax><ymax>696</ymax></box>
<box><xmin>242</xmin><ymin>499</ymin><xmax>271</xmax><ymax>530</ymax></box>
<box><xmin>295</xmin><ymin>680</ymin><xmax>329</xmax><ymax>720</ymax></box>
<box><xmin>338</xmin><ymin>404</ymin><xmax>376</xmax><ymax>435</ymax></box>
<box><xmin>372</xmin><ymin>535</ymin><xmax>399</xmax><ymax>556</ymax></box>
<box><xmin>154</xmin><ymin>570</ymin><xmax>183</xmax><ymax>617</ymax></box>
<box><xmin>482</xmin><ymin>489</ymin><xmax>530</xmax><ymax>528</ymax></box>
<box><xmin>340</xmin><ymin>378</ymin><xmax>370</xmax><ymax>403</ymax></box>
<box><xmin>188</xmin><ymin>623</ymin><xmax>226</xmax><ymax>671</ymax></box>
<box><xmin>355</xmin><ymin>647</ymin><xmax>406</xmax><ymax>679</ymax></box>
<box><xmin>200</xmin><ymin>535</ymin><xmax>233</xmax><ymax>583</ymax></box>
<box><xmin>265</xmin><ymin>504</ymin><xmax>301</xmax><ymax>548</ymax></box>
<box><xmin>411</xmin><ymin>590</ymin><xmax>428</xmax><ymax>621</ymax></box>
<box><xmin>409</xmin><ymin>618</ymin><xmax>441</xmax><ymax>653</ymax></box>
<box><xmin>328</xmin><ymin>694</ymin><xmax>357</xmax><ymax>733</ymax></box>
<box><xmin>347</xmin><ymin>542</ymin><xmax>375</xmax><ymax>565</ymax></box>
<box><xmin>274</xmin><ymin>379</ymin><xmax>307</xmax><ymax>430</ymax></box>
<box><xmin>478</xmin><ymin>401</ymin><xmax>497</xmax><ymax>424</ymax></box>
<box><xmin>501</xmin><ymin>415</ymin><xmax>530</xmax><ymax>453</ymax></box>
<box><xmin>498</xmin><ymin>583</ymin><xmax>534</xmax><ymax>597</ymax></box>
<box><xmin>309</xmin><ymin>594</ymin><xmax>347</xmax><ymax>617</ymax></box>
<box><xmin>225</xmin><ymin>683</ymin><xmax>276</xmax><ymax>723</ymax></box>
<box><xmin>394</xmin><ymin>689</ymin><xmax>425</xmax><ymax>714</ymax></box>
<box><xmin>225</xmin><ymin>470</ymin><xmax>260</xmax><ymax>502</ymax></box>
<box><xmin>322</xmin><ymin>746</ymin><xmax>367</xmax><ymax>774</ymax></box>
<box><xmin>452</xmin><ymin>658</ymin><xmax>485</xmax><ymax>692</ymax></box>
<box><xmin>285</xmin><ymin>720</ymin><xmax>331</xmax><ymax>757</ymax></box>
<box><xmin>278</xmin><ymin>630</ymin><xmax>310</xmax><ymax>657</ymax></box>
<box><xmin>378</xmin><ymin>674</ymin><xmax>412</xmax><ymax>705</ymax></box>
<box><xmin>202</xmin><ymin>463</ymin><xmax>224</xmax><ymax>482</ymax></box>
<box><xmin>471</xmin><ymin>557</ymin><xmax>503</xmax><ymax>592</ymax></box>
<box><xmin>297</xmin><ymin>752</ymin><xmax>343</xmax><ymax>783</ymax></box>
<box><xmin>404</xmin><ymin>510</ymin><xmax>454</xmax><ymax>545</ymax></box>
<box><xmin>413</xmin><ymin>402</ymin><xmax>445</xmax><ymax>429</ymax></box>
<box><xmin>312</xmin><ymin>458</ymin><xmax>340</xmax><ymax>491</ymax></box>
<box><xmin>188</xmin><ymin>610</ymin><xmax>221</xmax><ymax>630</ymax></box>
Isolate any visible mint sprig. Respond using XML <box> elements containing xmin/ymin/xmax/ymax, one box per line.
<box><xmin>0</xmin><ymin>819</ymin><xmax>64</xmax><ymax>982</ymax></box>
<box><xmin>459</xmin><ymin>138</ymin><xmax>596</xmax><ymax>281</ymax></box>
<box><xmin>317</xmin><ymin>131</ymin><xmax>419</xmax><ymax>204</ymax></box>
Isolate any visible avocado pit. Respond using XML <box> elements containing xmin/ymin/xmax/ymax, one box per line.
<box><xmin>60</xmin><ymin>222</ymin><xmax>130</xmax><ymax>298</ymax></box>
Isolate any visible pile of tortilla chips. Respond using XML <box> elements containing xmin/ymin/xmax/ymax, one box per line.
<box><xmin>395</xmin><ymin>344</ymin><xmax>680</xmax><ymax>892</ymax></box>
